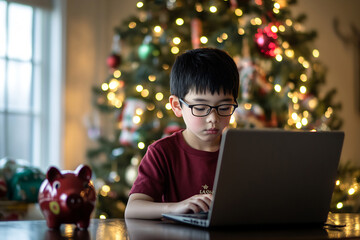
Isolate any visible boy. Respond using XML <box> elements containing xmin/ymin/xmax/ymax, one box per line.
<box><xmin>125</xmin><ymin>48</ymin><xmax>239</xmax><ymax>219</ymax></box>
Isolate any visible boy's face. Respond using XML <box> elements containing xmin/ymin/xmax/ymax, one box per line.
<box><xmin>170</xmin><ymin>89</ymin><xmax>236</xmax><ymax>151</ymax></box>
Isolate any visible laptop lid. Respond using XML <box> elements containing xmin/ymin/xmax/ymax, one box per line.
<box><xmin>208</xmin><ymin>128</ymin><xmax>344</xmax><ymax>227</ymax></box>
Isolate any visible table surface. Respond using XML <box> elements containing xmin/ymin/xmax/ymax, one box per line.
<box><xmin>0</xmin><ymin>213</ymin><xmax>359</xmax><ymax>239</ymax></box>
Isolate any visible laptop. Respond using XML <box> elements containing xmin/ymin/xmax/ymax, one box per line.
<box><xmin>162</xmin><ymin>128</ymin><xmax>344</xmax><ymax>227</ymax></box>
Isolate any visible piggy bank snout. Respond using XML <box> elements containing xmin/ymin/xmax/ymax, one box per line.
<box><xmin>66</xmin><ymin>194</ymin><xmax>84</xmax><ymax>209</ymax></box>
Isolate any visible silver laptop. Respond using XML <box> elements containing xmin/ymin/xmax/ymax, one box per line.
<box><xmin>162</xmin><ymin>128</ymin><xmax>344</xmax><ymax>227</ymax></box>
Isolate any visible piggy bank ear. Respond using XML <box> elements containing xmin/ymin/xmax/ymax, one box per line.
<box><xmin>47</xmin><ymin>167</ymin><xmax>63</xmax><ymax>183</ymax></box>
<box><xmin>75</xmin><ymin>165</ymin><xmax>92</xmax><ymax>181</ymax></box>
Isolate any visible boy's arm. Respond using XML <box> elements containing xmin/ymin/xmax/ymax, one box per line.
<box><xmin>125</xmin><ymin>193</ymin><xmax>213</xmax><ymax>219</ymax></box>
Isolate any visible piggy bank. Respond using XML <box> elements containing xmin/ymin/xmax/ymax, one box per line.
<box><xmin>38</xmin><ymin>165</ymin><xmax>96</xmax><ymax>229</ymax></box>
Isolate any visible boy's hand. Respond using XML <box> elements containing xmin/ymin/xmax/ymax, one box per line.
<box><xmin>169</xmin><ymin>194</ymin><xmax>213</xmax><ymax>214</ymax></box>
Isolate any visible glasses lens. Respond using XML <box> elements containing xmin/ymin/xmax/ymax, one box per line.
<box><xmin>192</xmin><ymin>105</ymin><xmax>211</xmax><ymax>116</ymax></box>
<box><xmin>218</xmin><ymin>105</ymin><xmax>235</xmax><ymax>116</ymax></box>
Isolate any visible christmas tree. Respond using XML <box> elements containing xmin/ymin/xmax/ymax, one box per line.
<box><xmin>86</xmin><ymin>0</ymin><xmax>342</xmax><ymax>218</ymax></box>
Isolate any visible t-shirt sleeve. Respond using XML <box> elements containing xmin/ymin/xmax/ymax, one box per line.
<box><xmin>129</xmin><ymin>144</ymin><xmax>166</xmax><ymax>202</ymax></box>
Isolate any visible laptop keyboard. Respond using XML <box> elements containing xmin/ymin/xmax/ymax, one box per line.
<box><xmin>177</xmin><ymin>212</ymin><xmax>209</xmax><ymax>219</ymax></box>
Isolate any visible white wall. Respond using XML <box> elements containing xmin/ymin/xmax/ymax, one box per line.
<box><xmin>64</xmin><ymin>0</ymin><xmax>137</xmax><ymax>170</ymax></box>
<box><xmin>63</xmin><ymin>0</ymin><xmax>360</xmax><ymax>170</ymax></box>
<box><xmin>292</xmin><ymin>0</ymin><xmax>360</xmax><ymax>165</ymax></box>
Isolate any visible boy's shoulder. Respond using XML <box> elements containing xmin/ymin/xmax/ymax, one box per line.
<box><xmin>150</xmin><ymin>130</ymin><xmax>183</xmax><ymax>149</ymax></box>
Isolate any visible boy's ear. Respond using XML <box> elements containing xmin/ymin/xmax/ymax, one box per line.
<box><xmin>169</xmin><ymin>95</ymin><xmax>183</xmax><ymax>117</ymax></box>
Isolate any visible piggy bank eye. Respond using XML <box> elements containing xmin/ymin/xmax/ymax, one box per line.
<box><xmin>53</xmin><ymin>181</ymin><xmax>61</xmax><ymax>189</ymax></box>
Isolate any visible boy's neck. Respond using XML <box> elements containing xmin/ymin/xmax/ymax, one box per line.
<box><xmin>182</xmin><ymin>130</ymin><xmax>220</xmax><ymax>152</ymax></box>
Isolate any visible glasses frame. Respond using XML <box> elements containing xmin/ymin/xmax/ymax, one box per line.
<box><xmin>179</xmin><ymin>98</ymin><xmax>238</xmax><ymax>117</ymax></box>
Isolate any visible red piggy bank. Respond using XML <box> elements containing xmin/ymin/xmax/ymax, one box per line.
<box><xmin>38</xmin><ymin>165</ymin><xmax>96</xmax><ymax>229</ymax></box>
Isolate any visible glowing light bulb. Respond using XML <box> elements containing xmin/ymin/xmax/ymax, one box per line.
<box><xmin>235</xmin><ymin>8</ymin><xmax>243</xmax><ymax>16</ymax></box>
<box><xmin>312</xmin><ymin>49</ymin><xmax>320</xmax><ymax>58</ymax></box>
<box><xmin>298</xmin><ymin>56</ymin><xmax>304</xmax><ymax>64</ymax></box>
<box><xmin>165</xmin><ymin>103</ymin><xmax>172</xmax><ymax>110</ymax></box>
<box><xmin>157</xmin><ymin>111</ymin><xmax>164</xmax><ymax>118</ymax></box>
<box><xmin>136</xmin><ymin>2</ymin><xmax>143</xmax><ymax>8</ymax></box>
<box><xmin>282</xmin><ymin>41</ymin><xmax>289</xmax><ymax>48</ymax></box>
<box><xmin>308</xmin><ymin>98</ymin><xmax>318</xmax><ymax>109</ymax></box>
<box><xmin>271</xmin><ymin>25</ymin><xmax>278</xmax><ymax>33</ymax></box>
<box><xmin>300</xmin><ymin>74</ymin><xmax>307</xmax><ymax>82</ymax></box>
<box><xmin>133</xmin><ymin>116</ymin><xmax>141</xmax><ymax>124</ymax></box>
<box><xmin>291</xmin><ymin>113</ymin><xmax>298</xmax><ymax>121</ymax></box>
<box><xmin>301</xmin><ymin>118</ymin><xmax>308</xmax><ymax>126</ymax></box>
<box><xmin>136</xmin><ymin>85</ymin><xmax>143</xmax><ymax>92</ymax></box>
<box><xmin>285</xmin><ymin>49</ymin><xmax>294</xmax><ymax>58</ymax></box>
<box><xmin>138</xmin><ymin>142</ymin><xmax>145</xmax><ymax>149</ymax></box>
<box><xmin>128</xmin><ymin>22</ymin><xmax>136</xmax><ymax>29</ymax></box>
<box><xmin>113</xmin><ymin>70</ymin><xmax>121</xmax><ymax>78</ymax></box>
<box><xmin>300</xmin><ymin>86</ymin><xmax>307</xmax><ymax>94</ymax></box>
<box><xmin>136</xmin><ymin>108</ymin><xmax>144</xmax><ymax>115</ymax></box>
<box><xmin>148</xmin><ymin>75</ymin><xmax>156</xmax><ymax>82</ymax></box>
<box><xmin>348</xmin><ymin>188</ymin><xmax>356</xmax><ymax>195</ymax></box>
<box><xmin>238</xmin><ymin>28</ymin><xmax>245</xmax><ymax>35</ymax></box>
<box><xmin>107</xmin><ymin>92</ymin><xmax>115</xmax><ymax>101</ymax></box>
<box><xmin>102</xmin><ymin>185</ymin><xmax>110</xmax><ymax>193</ymax></box>
<box><xmin>109</xmin><ymin>79</ymin><xmax>119</xmax><ymax>90</ymax></box>
<box><xmin>274</xmin><ymin>84</ymin><xmax>282</xmax><ymax>92</ymax></box>
<box><xmin>303</xmin><ymin>111</ymin><xmax>309</xmax><ymax>118</ymax></box>
<box><xmin>295</xmin><ymin>122</ymin><xmax>302</xmax><ymax>129</ymax></box>
<box><xmin>292</xmin><ymin>96</ymin><xmax>298</xmax><ymax>103</ymax></box>
<box><xmin>244</xmin><ymin>103</ymin><xmax>252</xmax><ymax>110</ymax></box>
<box><xmin>221</xmin><ymin>33</ymin><xmax>228</xmax><ymax>40</ymax></box>
<box><xmin>155</xmin><ymin>92</ymin><xmax>164</xmax><ymax>101</ymax></box>
<box><xmin>195</xmin><ymin>3</ymin><xmax>203</xmax><ymax>12</ymax></box>
<box><xmin>254</xmin><ymin>18</ymin><xmax>262</xmax><ymax>25</ymax></box>
<box><xmin>209</xmin><ymin>6</ymin><xmax>217</xmax><ymax>13</ymax></box>
<box><xmin>336</xmin><ymin>202</ymin><xmax>343</xmax><ymax>209</ymax></box>
<box><xmin>173</xmin><ymin>37</ymin><xmax>181</xmax><ymax>45</ymax></box>
<box><xmin>275</xmin><ymin>54</ymin><xmax>283</xmax><ymax>62</ymax></box>
<box><xmin>176</xmin><ymin>18</ymin><xmax>184</xmax><ymax>26</ymax></box>
<box><xmin>285</xmin><ymin>19</ymin><xmax>293</xmax><ymax>26</ymax></box>
<box><xmin>200</xmin><ymin>36</ymin><xmax>208</xmax><ymax>44</ymax></box>
<box><xmin>171</xmin><ymin>46</ymin><xmax>179</xmax><ymax>54</ymax></box>
<box><xmin>101</xmin><ymin>83</ymin><xmax>109</xmax><ymax>91</ymax></box>
<box><xmin>141</xmin><ymin>89</ymin><xmax>149</xmax><ymax>98</ymax></box>
<box><xmin>154</xmin><ymin>25</ymin><xmax>162</xmax><ymax>33</ymax></box>
<box><xmin>302</xmin><ymin>61</ymin><xmax>310</xmax><ymax>68</ymax></box>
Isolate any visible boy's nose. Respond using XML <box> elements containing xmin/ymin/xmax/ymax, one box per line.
<box><xmin>206</xmin><ymin>109</ymin><xmax>219</xmax><ymax>122</ymax></box>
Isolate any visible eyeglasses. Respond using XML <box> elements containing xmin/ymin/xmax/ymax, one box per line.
<box><xmin>179</xmin><ymin>98</ymin><xmax>238</xmax><ymax>117</ymax></box>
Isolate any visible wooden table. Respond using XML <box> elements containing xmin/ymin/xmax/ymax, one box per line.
<box><xmin>0</xmin><ymin>213</ymin><xmax>359</xmax><ymax>239</ymax></box>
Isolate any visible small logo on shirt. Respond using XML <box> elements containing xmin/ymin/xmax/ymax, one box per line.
<box><xmin>200</xmin><ymin>184</ymin><xmax>212</xmax><ymax>194</ymax></box>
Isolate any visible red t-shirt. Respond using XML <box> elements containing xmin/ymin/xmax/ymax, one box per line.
<box><xmin>129</xmin><ymin>130</ymin><xmax>219</xmax><ymax>202</ymax></box>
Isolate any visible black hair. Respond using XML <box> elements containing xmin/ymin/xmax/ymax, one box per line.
<box><xmin>170</xmin><ymin>48</ymin><xmax>239</xmax><ymax>100</ymax></box>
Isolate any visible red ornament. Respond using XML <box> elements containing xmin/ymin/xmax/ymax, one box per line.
<box><xmin>107</xmin><ymin>53</ymin><xmax>122</xmax><ymax>69</ymax></box>
<box><xmin>254</xmin><ymin>25</ymin><xmax>279</xmax><ymax>57</ymax></box>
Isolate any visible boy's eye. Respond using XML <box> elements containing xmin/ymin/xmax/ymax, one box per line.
<box><xmin>219</xmin><ymin>106</ymin><xmax>231</xmax><ymax>111</ymax></box>
<box><xmin>193</xmin><ymin>105</ymin><xmax>208</xmax><ymax>112</ymax></box>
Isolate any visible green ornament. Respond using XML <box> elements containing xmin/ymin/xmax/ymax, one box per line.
<box><xmin>138</xmin><ymin>43</ymin><xmax>153</xmax><ymax>60</ymax></box>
